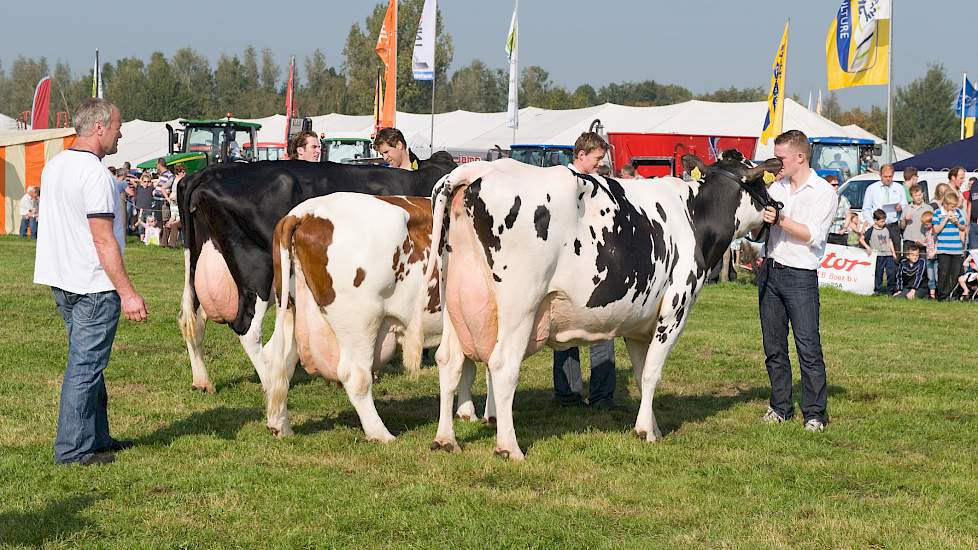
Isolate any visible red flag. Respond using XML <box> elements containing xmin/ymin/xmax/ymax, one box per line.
<box><xmin>31</xmin><ymin>77</ymin><xmax>52</xmax><ymax>130</ymax></box>
<box><xmin>375</xmin><ymin>0</ymin><xmax>397</xmax><ymax>131</ymax></box>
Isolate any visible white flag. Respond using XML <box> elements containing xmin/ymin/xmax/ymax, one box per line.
<box><xmin>505</xmin><ymin>0</ymin><xmax>519</xmax><ymax>129</ymax></box>
<box><xmin>412</xmin><ymin>0</ymin><xmax>436</xmax><ymax>81</ymax></box>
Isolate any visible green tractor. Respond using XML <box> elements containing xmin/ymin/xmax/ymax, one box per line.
<box><xmin>321</xmin><ymin>137</ymin><xmax>383</xmax><ymax>165</ymax></box>
<box><xmin>137</xmin><ymin>116</ymin><xmax>262</xmax><ymax>173</ymax></box>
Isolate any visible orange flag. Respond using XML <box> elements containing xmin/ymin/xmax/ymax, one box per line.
<box><xmin>375</xmin><ymin>0</ymin><xmax>397</xmax><ymax>131</ymax></box>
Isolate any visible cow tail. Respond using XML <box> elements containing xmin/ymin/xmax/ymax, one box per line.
<box><xmin>425</xmin><ymin>161</ymin><xmax>496</xmax><ymax>283</ymax></box>
<box><xmin>177</xmin><ymin>171</ymin><xmax>202</xmax><ymax>343</ymax></box>
<box><xmin>266</xmin><ymin>215</ymin><xmax>301</xmax><ymax>425</ymax></box>
<box><xmin>179</xmin><ymin>248</ymin><xmax>199</xmax><ymax>343</ymax></box>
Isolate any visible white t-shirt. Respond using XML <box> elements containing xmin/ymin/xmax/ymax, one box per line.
<box><xmin>34</xmin><ymin>149</ymin><xmax>123</xmax><ymax>294</ymax></box>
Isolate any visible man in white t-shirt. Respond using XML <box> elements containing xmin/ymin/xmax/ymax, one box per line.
<box><xmin>34</xmin><ymin>98</ymin><xmax>148</xmax><ymax>466</ymax></box>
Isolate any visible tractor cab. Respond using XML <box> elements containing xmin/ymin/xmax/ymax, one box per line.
<box><xmin>321</xmin><ymin>137</ymin><xmax>382</xmax><ymax>164</ymax></box>
<box><xmin>140</xmin><ymin>117</ymin><xmax>262</xmax><ymax>174</ymax></box>
<box><xmin>510</xmin><ymin>144</ymin><xmax>575</xmax><ymax>168</ymax></box>
<box><xmin>809</xmin><ymin>137</ymin><xmax>881</xmax><ymax>184</ymax></box>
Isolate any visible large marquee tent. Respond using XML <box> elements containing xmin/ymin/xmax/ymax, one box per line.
<box><xmin>1</xmin><ymin>128</ymin><xmax>76</xmax><ymax>234</ymax></box>
<box><xmin>104</xmin><ymin>98</ymin><xmax>912</xmax><ymax>167</ymax></box>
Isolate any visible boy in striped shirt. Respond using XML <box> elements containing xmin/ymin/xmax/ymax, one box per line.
<box><xmin>933</xmin><ymin>192</ymin><xmax>967</xmax><ymax>300</ymax></box>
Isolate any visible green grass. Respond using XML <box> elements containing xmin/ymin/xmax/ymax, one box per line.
<box><xmin>1</xmin><ymin>235</ymin><xmax>976</xmax><ymax>548</ymax></box>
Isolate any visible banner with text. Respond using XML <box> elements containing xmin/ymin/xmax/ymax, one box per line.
<box><xmin>817</xmin><ymin>243</ymin><xmax>875</xmax><ymax>295</ymax></box>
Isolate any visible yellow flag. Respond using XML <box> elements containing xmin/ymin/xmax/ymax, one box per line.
<box><xmin>966</xmin><ymin>117</ymin><xmax>976</xmax><ymax>139</ymax></box>
<box><xmin>760</xmin><ymin>22</ymin><xmax>789</xmax><ymax>145</ymax></box>
<box><xmin>826</xmin><ymin>0</ymin><xmax>890</xmax><ymax>90</ymax></box>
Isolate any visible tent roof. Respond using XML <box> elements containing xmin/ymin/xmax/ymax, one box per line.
<box><xmin>0</xmin><ymin>112</ymin><xmax>18</xmax><ymax>131</ymax></box>
<box><xmin>893</xmin><ymin>136</ymin><xmax>978</xmax><ymax>171</ymax></box>
<box><xmin>0</xmin><ymin>127</ymin><xmax>75</xmax><ymax>147</ymax></box>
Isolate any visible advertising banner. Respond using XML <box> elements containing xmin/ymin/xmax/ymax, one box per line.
<box><xmin>817</xmin><ymin>243</ymin><xmax>876</xmax><ymax>295</ymax></box>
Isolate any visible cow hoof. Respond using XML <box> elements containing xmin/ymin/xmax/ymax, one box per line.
<box><xmin>366</xmin><ymin>433</ymin><xmax>396</xmax><ymax>444</ymax></box>
<box><xmin>493</xmin><ymin>447</ymin><xmax>525</xmax><ymax>461</ymax></box>
<box><xmin>633</xmin><ymin>429</ymin><xmax>659</xmax><ymax>443</ymax></box>
<box><xmin>455</xmin><ymin>411</ymin><xmax>478</xmax><ymax>422</ymax></box>
<box><xmin>192</xmin><ymin>382</ymin><xmax>216</xmax><ymax>395</ymax></box>
<box><xmin>430</xmin><ymin>439</ymin><xmax>460</xmax><ymax>453</ymax></box>
<box><xmin>268</xmin><ymin>425</ymin><xmax>293</xmax><ymax>438</ymax></box>
<box><xmin>482</xmin><ymin>416</ymin><xmax>497</xmax><ymax>425</ymax></box>
<box><xmin>632</xmin><ymin>429</ymin><xmax>647</xmax><ymax>440</ymax></box>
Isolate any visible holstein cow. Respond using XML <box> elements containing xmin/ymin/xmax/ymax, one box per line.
<box><xmin>427</xmin><ymin>152</ymin><xmax>782</xmax><ymax>460</ymax></box>
<box><xmin>176</xmin><ymin>154</ymin><xmax>456</xmax><ymax>393</ymax></box>
<box><xmin>263</xmin><ymin>192</ymin><xmax>459</xmax><ymax>442</ymax></box>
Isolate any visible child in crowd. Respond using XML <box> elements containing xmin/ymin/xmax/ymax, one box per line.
<box><xmin>860</xmin><ymin>208</ymin><xmax>897</xmax><ymax>295</ymax></box>
<box><xmin>933</xmin><ymin>191</ymin><xmax>967</xmax><ymax>300</ymax></box>
<box><xmin>893</xmin><ymin>242</ymin><xmax>926</xmax><ymax>299</ymax></box>
<box><xmin>846</xmin><ymin>212</ymin><xmax>867</xmax><ymax>247</ymax></box>
<box><xmin>920</xmin><ymin>211</ymin><xmax>938</xmax><ymax>299</ymax></box>
<box><xmin>139</xmin><ymin>215</ymin><xmax>161</xmax><ymax>245</ymax></box>
<box><xmin>899</xmin><ymin>184</ymin><xmax>933</xmax><ymax>251</ymax></box>
<box><xmin>957</xmin><ymin>250</ymin><xmax>978</xmax><ymax>299</ymax></box>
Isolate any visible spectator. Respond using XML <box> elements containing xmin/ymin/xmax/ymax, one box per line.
<box><xmin>133</xmin><ymin>172</ymin><xmax>155</xmax><ymax>234</ymax></box>
<box><xmin>288</xmin><ymin>131</ymin><xmax>321</xmax><ymax>162</ymax></box>
<box><xmin>893</xmin><ymin>242</ymin><xmax>926</xmax><ymax>300</ymax></box>
<box><xmin>845</xmin><ymin>212</ymin><xmax>866</xmax><ymax>247</ymax></box>
<box><xmin>619</xmin><ymin>164</ymin><xmax>639</xmax><ymax>179</ymax></box>
<box><xmin>161</xmin><ymin>164</ymin><xmax>186</xmax><ymax>248</ymax></box>
<box><xmin>156</xmin><ymin>158</ymin><xmax>174</xmax><ymax>191</ymax></box>
<box><xmin>933</xmin><ymin>191</ymin><xmax>967</xmax><ymax>301</ymax></box>
<box><xmin>553</xmin><ymin>131</ymin><xmax>618</xmax><ymax>410</ymax></box>
<box><xmin>19</xmin><ymin>186</ymin><xmax>40</xmax><ymax>239</ymax></box>
<box><xmin>899</xmin><ymin>184</ymin><xmax>933</xmax><ymax>251</ymax></box>
<box><xmin>140</xmin><ymin>215</ymin><xmax>161</xmax><ymax>245</ymax></box>
<box><xmin>827</xmin><ymin>153</ymin><xmax>851</xmax><ymax>180</ymax></box>
<box><xmin>373</xmin><ymin>127</ymin><xmax>417</xmax><ymax>170</ymax></box>
<box><xmin>860</xmin><ymin>151</ymin><xmax>879</xmax><ymax>174</ymax></box>
<box><xmin>902</xmin><ymin>166</ymin><xmax>919</xmax><ymax>202</ymax></box>
<box><xmin>930</xmin><ymin>182</ymin><xmax>950</xmax><ymax>211</ymax></box>
<box><xmin>860</xmin><ymin>209</ymin><xmax>897</xmax><ymax>295</ymax></box>
<box><xmin>956</xmin><ymin>251</ymin><xmax>978</xmax><ymax>300</ymax></box>
<box><xmin>966</xmin><ymin>176</ymin><xmax>978</xmax><ymax>249</ymax></box>
<box><xmin>920</xmin><ymin>211</ymin><xmax>938</xmax><ymax>299</ymax></box>
<box><xmin>825</xmin><ymin>175</ymin><xmax>850</xmax><ymax>245</ymax></box>
<box><xmin>947</xmin><ymin>166</ymin><xmax>967</xmax><ymax>200</ymax></box>
<box><xmin>860</xmin><ymin>164</ymin><xmax>907</xmax><ymax>252</ymax></box>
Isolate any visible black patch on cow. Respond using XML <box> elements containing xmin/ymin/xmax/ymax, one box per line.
<box><xmin>493</xmin><ymin>273</ymin><xmax>502</xmax><ymax>282</ymax></box>
<box><xmin>504</xmin><ymin>196</ymin><xmax>521</xmax><ymax>229</ymax></box>
<box><xmin>574</xmin><ymin>239</ymin><xmax>582</xmax><ymax>255</ymax></box>
<box><xmin>672</xmin><ymin>294</ymin><xmax>680</xmax><ymax>308</ymax></box>
<box><xmin>584</xmin><ymin>176</ymin><xmax>667</xmax><ymax>308</ymax></box>
<box><xmin>578</xmin><ymin>191</ymin><xmax>585</xmax><ymax>201</ymax></box>
<box><xmin>589</xmin><ymin>226</ymin><xmax>597</xmax><ymax>240</ymax></box>
<box><xmin>464</xmin><ymin>178</ymin><xmax>500</xmax><ymax>268</ymax></box>
<box><xmin>656</xmin><ymin>203</ymin><xmax>667</xmax><ymax>221</ymax></box>
<box><xmin>533</xmin><ymin>205</ymin><xmax>551</xmax><ymax>241</ymax></box>
<box><xmin>546</xmin><ymin>193</ymin><xmax>551</xmax><ymax>202</ymax></box>
<box><xmin>592</xmin><ymin>275</ymin><xmax>600</xmax><ymax>284</ymax></box>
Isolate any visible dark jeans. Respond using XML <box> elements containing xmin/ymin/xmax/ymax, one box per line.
<box><xmin>758</xmin><ymin>260</ymin><xmax>827</xmax><ymax>424</ymax></box>
<box><xmin>886</xmin><ymin>222</ymin><xmax>902</xmax><ymax>254</ymax></box>
<box><xmin>19</xmin><ymin>216</ymin><xmax>38</xmax><ymax>239</ymax></box>
<box><xmin>936</xmin><ymin>253</ymin><xmax>963</xmax><ymax>301</ymax></box>
<box><xmin>874</xmin><ymin>255</ymin><xmax>897</xmax><ymax>294</ymax></box>
<box><xmin>553</xmin><ymin>340</ymin><xmax>616</xmax><ymax>405</ymax></box>
<box><xmin>51</xmin><ymin>288</ymin><xmax>121</xmax><ymax>464</ymax></box>
<box><xmin>968</xmin><ymin>222</ymin><xmax>978</xmax><ymax>250</ymax></box>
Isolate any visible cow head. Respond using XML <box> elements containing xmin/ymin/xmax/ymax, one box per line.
<box><xmin>682</xmin><ymin>150</ymin><xmax>783</xmax><ymax>269</ymax></box>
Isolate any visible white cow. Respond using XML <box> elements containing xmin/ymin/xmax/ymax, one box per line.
<box><xmin>263</xmin><ymin>192</ymin><xmax>468</xmax><ymax>442</ymax></box>
<box><xmin>427</xmin><ymin>153</ymin><xmax>782</xmax><ymax>459</ymax></box>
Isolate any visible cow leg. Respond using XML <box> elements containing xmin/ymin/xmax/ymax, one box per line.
<box><xmin>264</xmin><ymin>296</ymin><xmax>299</xmax><ymax>438</ymax></box>
<box><xmin>239</xmin><ymin>295</ymin><xmax>270</xmax><ymax>389</ymax></box>
<box><xmin>487</xmin><ymin>321</ymin><xmax>534</xmax><ymax>461</ymax></box>
<box><xmin>337</xmin><ymin>339</ymin><xmax>395</xmax><ymax>443</ymax></box>
<box><xmin>454</xmin><ymin>359</ymin><xmax>478</xmax><ymax>421</ymax></box>
<box><xmin>482</xmin><ymin>369</ymin><xmax>496</xmax><ymax>423</ymax></box>
<box><xmin>634</xmin><ymin>289</ymin><xmax>696</xmax><ymax>442</ymax></box>
<box><xmin>185</xmin><ymin>306</ymin><xmax>212</xmax><ymax>394</ymax></box>
<box><xmin>625</xmin><ymin>338</ymin><xmax>650</xmax><ymax>392</ymax></box>
<box><xmin>432</xmin><ymin>320</ymin><xmax>467</xmax><ymax>452</ymax></box>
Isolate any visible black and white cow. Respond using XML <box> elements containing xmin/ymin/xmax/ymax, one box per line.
<box><xmin>176</xmin><ymin>154</ymin><xmax>456</xmax><ymax>393</ymax></box>
<box><xmin>426</xmin><ymin>151</ymin><xmax>782</xmax><ymax>460</ymax></box>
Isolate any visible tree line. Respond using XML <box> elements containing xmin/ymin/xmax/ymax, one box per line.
<box><xmin>0</xmin><ymin>0</ymin><xmax>960</xmax><ymax>154</ymax></box>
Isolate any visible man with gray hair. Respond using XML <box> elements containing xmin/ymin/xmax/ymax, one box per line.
<box><xmin>34</xmin><ymin>98</ymin><xmax>148</xmax><ymax>466</ymax></box>
<box><xmin>19</xmin><ymin>186</ymin><xmax>39</xmax><ymax>238</ymax></box>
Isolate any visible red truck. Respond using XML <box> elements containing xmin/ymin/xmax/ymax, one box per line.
<box><xmin>608</xmin><ymin>133</ymin><xmax>758</xmax><ymax>178</ymax></box>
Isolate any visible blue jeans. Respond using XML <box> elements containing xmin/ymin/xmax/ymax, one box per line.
<box><xmin>926</xmin><ymin>259</ymin><xmax>938</xmax><ymax>291</ymax></box>
<box><xmin>758</xmin><ymin>260</ymin><xmax>827</xmax><ymax>424</ymax></box>
<box><xmin>19</xmin><ymin>216</ymin><xmax>38</xmax><ymax>239</ymax></box>
<box><xmin>553</xmin><ymin>340</ymin><xmax>616</xmax><ymax>404</ymax></box>
<box><xmin>968</xmin><ymin>223</ymin><xmax>978</xmax><ymax>250</ymax></box>
<box><xmin>874</xmin><ymin>255</ymin><xmax>897</xmax><ymax>294</ymax></box>
<box><xmin>51</xmin><ymin>288</ymin><xmax>121</xmax><ymax>464</ymax></box>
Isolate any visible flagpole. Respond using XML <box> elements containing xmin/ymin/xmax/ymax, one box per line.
<box><xmin>885</xmin><ymin>0</ymin><xmax>894</xmax><ymax>163</ymax></box>
<box><xmin>430</xmin><ymin>75</ymin><xmax>436</xmax><ymax>150</ymax></box>
<box><xmin>962</xmin><ymin>72</ymin><xmax>967</xmax><ymax>141</ymax></box>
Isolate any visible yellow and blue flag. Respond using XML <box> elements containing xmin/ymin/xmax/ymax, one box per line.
<box><xmin>826</xmin><ymin>0</ymin><xmax>890</xmax><ymax>90</ymax></box>
<box><xmin>955</xmin><ymin>77</ymin><xmax>977</xmax><ymax>139</ymax></box>
<box><xmin>760</xmin><ymin>21</ymin><xmax>788</xmax><ymax>145</ymax></box>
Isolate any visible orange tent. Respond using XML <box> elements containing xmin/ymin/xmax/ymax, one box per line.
<box><xmin>1</xmin><ymin>128</ymin><xmax>76</xmax><ymax>234</ymax></box>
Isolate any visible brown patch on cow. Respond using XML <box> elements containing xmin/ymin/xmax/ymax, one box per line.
<box><xmin>293</xmin><ymin>216</ymin><xmax>336</xmax><ymax>306</ymax></box>
<box><xmin>425</xmin><ymin>266</ymin><xmax>441</xmax><ymax>313</ymax></box>
<box><xmin>272</xmin><ymin>215</ymin><xmax>303</xmax><ymax>306</ymax></box>
<box><xmin>376</xmin><ymin>196</ymin><xmax>434</xmax><ymax>283</ymax></box>
<box><xmin>353</xmin><ymin>267</ymin><xmax>366</xmax><ymax>287</ymax></box>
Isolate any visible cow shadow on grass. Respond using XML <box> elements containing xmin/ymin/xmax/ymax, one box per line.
<box><xmin>135</xmin><ymin>406</ymin><xmax>263</xmax><ymax>446</ymax></box>
<box><xmin>0</xmin><ymin>494</ymin><xmax>96</xmax><ymax>546</ymax></box>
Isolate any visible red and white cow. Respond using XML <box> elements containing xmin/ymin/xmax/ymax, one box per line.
<box><xmin>263</xmin><ymin>192</ymin><xmax>480</xmax><ymax>441</ymax></box>
<box><xmin>427</xmin><ymin>153</ymin><xmax>782</xmax><ymax>460</ymax></box>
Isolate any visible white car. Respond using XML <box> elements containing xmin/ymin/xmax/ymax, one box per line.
<box><xmin>837</xmin><ymin>170</ymin><xmax>977</xmax><ymax>215</ymax></box>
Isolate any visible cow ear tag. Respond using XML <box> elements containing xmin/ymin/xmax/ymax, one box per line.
<box><xmin>762</xmin><ymin>171</ymin><xmax>776</xmax><ymax>185</ymax></box>
<box><xmin>690</xmin><ymin>166</ymin><xmax>702</xmax><ymax>181</ymax></box>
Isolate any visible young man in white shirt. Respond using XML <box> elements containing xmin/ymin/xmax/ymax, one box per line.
<box><xmin>553</xmin><ymin>132</ymin><xmax>618</xmax><ymax>410</ymax></box>
<box><xmin>759</xmin><ymin>130</ymin><xmax>837</xmax><ymax>432</ymax></box>
<box><xmin>34</xmin><ymin>98</ymin><xmax>148</xmax><ymax>465</ymax></box>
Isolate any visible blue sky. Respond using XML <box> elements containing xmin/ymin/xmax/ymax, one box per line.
<box><xmin>3</xmin><ymin>1</ymin><xmax>975</xmax><ymax>109</ymax></box>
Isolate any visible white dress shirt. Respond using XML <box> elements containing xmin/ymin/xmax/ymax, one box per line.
<box><xmin>861</xmin><ymin>180</ymin><xmax>907</xmax><ymax>224</ymax></box>
<box><xmin>766</xmin><ymin>168</ymin><xmax>838</xmax><ymax>270</ymax></box>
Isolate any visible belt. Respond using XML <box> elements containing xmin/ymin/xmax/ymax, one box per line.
<box><xmin>765</xmin><ymin>258</ymin><xmax>815</xmax><ymax>272</ymax></box>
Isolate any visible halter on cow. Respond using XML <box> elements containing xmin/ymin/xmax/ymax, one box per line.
<box><xmin>426</xmin><ymin>151</ymin><xmax>782</xmax><ymax>460</ymax></box>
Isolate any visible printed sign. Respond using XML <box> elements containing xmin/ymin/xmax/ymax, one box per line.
<box><xmin>817</xmin><ymin>243</ymin><xmax>875</xmax><ymax>295</ymax></box>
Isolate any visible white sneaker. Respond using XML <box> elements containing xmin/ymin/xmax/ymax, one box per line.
<box><xmin>804</xmin><ymin>419</ymin><xmax>825</xmax><ymax>432</ymax></box>
<box><xmin>761</xmin><ymin>407</ymin><xmax>786</xmax><ymax>424</ymax></box>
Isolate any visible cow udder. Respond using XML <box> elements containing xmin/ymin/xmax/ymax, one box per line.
<box><xmin>194</xmin><ymin>240</ymin><xmax>239</xmax><ymax>323</ymax></box>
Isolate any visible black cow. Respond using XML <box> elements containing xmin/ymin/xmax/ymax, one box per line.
<box><xmin>177</xmin><ymin>153</ymin><xmax>456</xmax><ymax>393</ymax></box>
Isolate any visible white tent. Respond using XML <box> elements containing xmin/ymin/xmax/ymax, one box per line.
<box><xmin>103</xmin><ymin>98</ymin><xmax>909</xmax><ymax>166</ymax></box>
<box><xmin>0</xmin><ymin>113</ymin><xmax>19</xmax><ymax>131</ymax></box>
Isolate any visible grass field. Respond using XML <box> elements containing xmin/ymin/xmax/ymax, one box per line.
<box><xmin>1</xmin><ymin>235</ymin><xmax>977</xmax><ymax>548</ymax></box>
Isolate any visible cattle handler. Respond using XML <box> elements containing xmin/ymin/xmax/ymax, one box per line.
<box><xmin>34</xmin><ymin>98</ymin><xmax>148</xmax><ymax>465</ymax></box>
